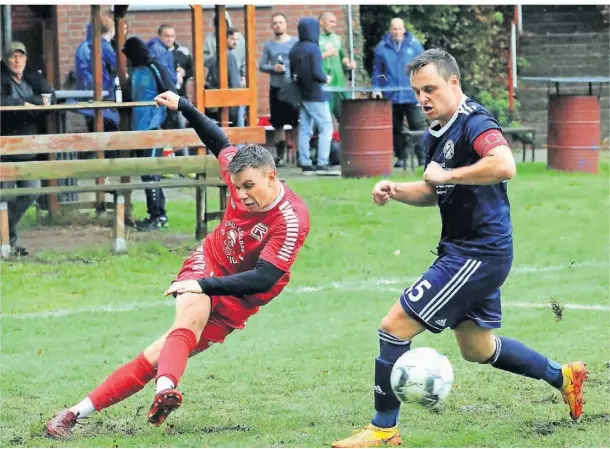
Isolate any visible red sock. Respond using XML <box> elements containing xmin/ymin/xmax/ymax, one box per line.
<box><xmin>156</xmin><ymin>328</ymin><xmax>197</xmax><ymax>387</ymax></box>
<box><xmin>88</xmin><ymin>352</ymin><xmax>156</xmax><ymax>411</ymax></box>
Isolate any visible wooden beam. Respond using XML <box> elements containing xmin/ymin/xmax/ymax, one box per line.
<box><xmin>1</xmin><ymin>127</ymin><xmax>266</xmax><ymax>155</ymax></box>
<box><xmin>245</xmin><ymin>5</ymin><xmax>257</xmax><ymax>127</ymax></box>
<box><xmin>113</xmin><ymin>10</ymin><xmax>131</xmax><ymax>220</ymax></box>
<box><xmin>42</xmin><ymin>6</ymin><xmax>60</xmax><ymax>217</ymax></box>
<box><xmin>216</xmin><ymin>5</ymin><xmax>228</xmax><ymax>90</ymax></box>
<box><xmin>114</xmin><ymin>13</ymin><xmax>127</xmax><ymax>95</ymax></box>
<box><xmin>0</xmin><ymin>178</ymin><xmax>223</xmax><ymax>199</ymax></box>
<box><xmin>204</xmin><ymin>88</ymin><xmax>255</xmax><ymax>107</ymax></box>
<box><xmin>91</xmin><ymin>5</ymin><xmax>105</xmax><ymax>210</ymax></box>
<box><xmin>216</xmin><ymin>5</ymin><xmax>229</xmax><ymax>127</ymax></box>
<box><xmin>0</xmin><ymin>156</ymin><xmax>221</xmax><ymax>182</ymax></box>
<box><xmin>191</xmin><ymin>5</ymin><xmax>205</xmax><ymax>111</ymax></box>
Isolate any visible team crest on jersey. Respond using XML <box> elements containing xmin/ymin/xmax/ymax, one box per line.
<box><xmin>443</xmin><ymin>140</ymin><xmax>455</xmax><ymax>160</ymax></box>
<box><xmin>222</xmin><ymin>220</ymin><xmax>245</xmax><ymax>264</ymax></box>
<box><xmin>249</xmin><ymin>223</ymin><xmax>269</xmax><ymax>242</ymax></box>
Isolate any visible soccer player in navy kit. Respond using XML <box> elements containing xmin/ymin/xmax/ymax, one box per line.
<box><xmin>332</xmin><ymin>49</ymin><xmax>587</xmax><ymax>448</ymax></box>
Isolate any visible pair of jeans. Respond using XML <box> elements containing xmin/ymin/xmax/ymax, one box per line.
<box><xmin>392</xmin><ymin>103</ymin><xmax>426</xmax><ymax>163</ymax></box>
<box><xmin>135</xmin><ymin>149</ymin><xmax>166</xmax><ymax>218</ymax></box>
<box><xmin>0</xmin><ymin>179</ymin><xmax>41</xmax><ymax>245</ymax></box>
<box><xmin>298</xmin><ymin>101</ymin><xmax>333</xmax><ymax>167</ymax></box>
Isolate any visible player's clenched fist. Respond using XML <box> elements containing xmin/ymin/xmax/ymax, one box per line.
<box><xmin>372</xmin><ymin>180</ymin><xmax>397</xmax><ymax>206</ymax></box>
<box><xmin>154</xmin><ymin>91</ymin><xmax>180</xmax><ymax>110</ymax></box>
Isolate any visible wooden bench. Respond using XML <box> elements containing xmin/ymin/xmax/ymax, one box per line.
<box><xmin>0</xmin><ymin>126</ymin><xmax>265</xmax><ymax>257</ymax></box>
<box><xmin>0</xmin><ymin>155</ymin><xmax>227</xmax><ymax>257</ymax></box>
<box><xmin>402</xmin><ymin>126</ymin><xmax>537</xmax><ymax>170</ymax></box>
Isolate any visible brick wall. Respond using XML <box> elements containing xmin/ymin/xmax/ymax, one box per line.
<box><xmin>51</xmin><ymin>5</ymin><xmax>347</xmax><ymax>117</ymax></box>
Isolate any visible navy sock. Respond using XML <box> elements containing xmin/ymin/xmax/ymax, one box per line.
<box><xmin>371</xmin><ymin>330</ymin><xmax>411</xmax><ymax>428</ymax></box>
<box><xmin>487</xmin><ymin>336</ymin><xmax>564</xmax><ymax>389</ymax></box>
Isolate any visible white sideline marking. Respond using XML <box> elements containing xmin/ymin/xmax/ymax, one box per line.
<box><xmin>2</xmin><ymin>261</ymin><xmax>609</xmax><ymax>320</ymax></box>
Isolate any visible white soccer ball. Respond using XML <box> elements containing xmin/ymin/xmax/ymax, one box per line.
<box><xmin>390</xmin><ymin>347</ymin><xmax>454</xmax><ymax>408</ymax></box>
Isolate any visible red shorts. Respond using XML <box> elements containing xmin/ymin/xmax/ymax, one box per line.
<box><xmin>174</xmin><ymin>245</ymin><xmax>286</xmax><ymax>350</ymax></box>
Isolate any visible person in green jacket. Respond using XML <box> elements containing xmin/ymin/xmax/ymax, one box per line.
<box><xmin>319</xmin><ymin>11</ymin><xmax>356</xmax><ymax>123</ymax></box>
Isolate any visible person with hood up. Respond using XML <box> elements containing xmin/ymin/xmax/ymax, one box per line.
<box><xmin>372</xmin><ymin>18</ymin><xmax>426</xmax><ymax>168</ymax></box>
<box><xmin>72</xmin><ymin>16</ymin><xmax>119</xmax><ymax>131</ymax></box>
<box><xmin>288</xmin><ymin>17</ymin><xmax>337</xmax><ymax>176</ymax></box>
<box><xmin>122</xmin><ymin>36</ymin><xmax>175</xmax><ymax>231</ymax></box>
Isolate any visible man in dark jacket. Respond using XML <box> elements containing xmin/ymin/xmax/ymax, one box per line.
<box><xmin>289</xmin><ymin>17</ymin><xmax>336</xmax><ymax>175</ymax></box>
<box><xmin>0</xmin><ymin>42</ymin><xmax>55</xmax><ymax>256</ymax></box>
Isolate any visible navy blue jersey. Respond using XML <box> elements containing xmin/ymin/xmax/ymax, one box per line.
<box><xmin>424</xmin><ymin>97</ymin><xmax>513</xmax><ymax>260</ymax></box>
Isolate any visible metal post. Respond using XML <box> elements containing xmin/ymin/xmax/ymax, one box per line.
<box><xmin>511</xmin><ymin>22</ymin><xmax>517</xmax><ymax>90</ymax></box>
<box><xmin>347</xmin><ymin>5</ymin><xmax>355</xmax><ymax>100</ymax></box>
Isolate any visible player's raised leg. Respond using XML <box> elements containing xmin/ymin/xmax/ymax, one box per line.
<box><xmin>453</xmin><ymin>320</ymin><xmax>587</xmax><ymax>421</ymax></box>
<box><xmin>46</xmin><ymin>331</ymin><xmax>168</xmax><ymax>437</ymax></box>
<box><xmin>332</xmin><ymin>301</ymin><xmax>424</xmax><ymax>448</ymax></box>
<box><xmin>147</xmin><ymin>291</ymin><xmax>212</xmax><ymax>426</ymax></box>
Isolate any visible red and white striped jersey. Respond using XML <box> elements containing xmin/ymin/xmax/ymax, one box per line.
<box><xmin>203</xmin><ymin>146</ymin><xmax>310</xmax><ymax>275</ymax></box>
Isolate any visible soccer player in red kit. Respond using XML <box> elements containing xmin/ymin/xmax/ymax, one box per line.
<box><xmin>46</xmin><ymin>91</ymin><xmax>310</xmax><ymax>437</ymax></box>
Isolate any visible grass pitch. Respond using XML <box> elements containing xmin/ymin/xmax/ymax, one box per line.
<box><xmin>1</xmin><ymin>163</ymin><xmax>609</xmax><ymax>447</ymax></box>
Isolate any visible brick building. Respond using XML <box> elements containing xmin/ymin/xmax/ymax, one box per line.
<box><xmin>9</xmin><ymin>4</ymin><xmax>355</xmax><ymax>118</ymax></box>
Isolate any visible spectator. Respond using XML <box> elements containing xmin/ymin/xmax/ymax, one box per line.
<box><xmin>204</xmin><ymin>11</ymin><xmax>246</xmax><ymax>126</ymax></box>
<box><xmin>148</xmin><ymin>25</ymin><xmax>177</xmax><ymax>87</ymax></box>
<box><xmin>122</xmin><ymin>37</ymin><xmax>173</xmax><ymax>231</ymax></box>
<box><xmin>204</xmin><ymin>11</ymin><xmax>246</xmax><ymax>87</ymax></box>
<box><xmin>289</xmin><ymin>17</ymin><xmax>337</xmax><ymax>175</ymax></box>
<box><xmin>259</xmin><ymin>12</ymin><xmax>298</xmax><ymax>167</ymax></box>
<box><xmin>0</xmin><ymin>42</ymin><xmax>56</xmax><ymax>256</ymax></box>
<box><xmin>157</xmin><ymin>24</ymin><xmax>192</xmax><ymax>159</ymax></box>
<box><xmin>319</xmin><ymin>11</ymin><xmax>356</xmax><ymax>123</ymax></box>
<box><xmin>372</xmin><ymin>18</ymin><xmax>426</xmax><ymax>167</ymax></box>
<box><xmin>206</xmin><ymin>27</ymin><xmax>241</xmax><ymax>127</ymax></box>
<box><xmin>73</xmin><ymin>16</ymin><xmax>119</xmax><ymax>132</ymax></box>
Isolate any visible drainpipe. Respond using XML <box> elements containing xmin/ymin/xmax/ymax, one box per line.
<box><xmin>2</xmin><ymin>5</ymin><xmax>11</xmax><ymax>50</ymax></box>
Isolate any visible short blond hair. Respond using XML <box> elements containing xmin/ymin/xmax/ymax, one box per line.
<box><xmin>100</xmin><ymin>13</ymin><xmax>115</xmax><ymax>35</ymax></box>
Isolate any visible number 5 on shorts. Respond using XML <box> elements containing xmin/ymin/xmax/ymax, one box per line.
<box><xmin>406</xmin><ymin>278</ymin><xmax>432</xmax><ymax>302</ymax></box>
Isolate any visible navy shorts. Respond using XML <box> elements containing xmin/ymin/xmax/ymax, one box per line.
<box><xmin>400</xmin><ymin>254</ymin><xmax>512</xmax><ymax>333</ymax></box>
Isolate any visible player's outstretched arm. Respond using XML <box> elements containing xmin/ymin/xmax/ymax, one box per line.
<box><xmin>164</xmin><ymin>259</ymin><xmax>286</xmax><ymax>298</ymax></box>
<box><xmin>154</xmin><ymin>91</ymin><xmax>231</xmax><ymax>157</ymax></box>
<box><xmin>373</xmin><ymin>180</ymin><xmax>437</xmax><ymax>207</ymax></box>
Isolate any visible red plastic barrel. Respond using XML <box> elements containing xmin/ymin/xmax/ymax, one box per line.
<box><xmin>340</xmin><ymin>99</ymin><xmax>393</xmax><ymax>177</ymax></box>
<box><xmin>547</xmin><ymin>95</ymin><xmax>600</xmax><ymax>173</ymax></box>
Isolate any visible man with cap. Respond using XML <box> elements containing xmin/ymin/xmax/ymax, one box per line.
<box><xmin>0</xmin><ymin>41</ymin><xmax>55</xmax><ymax>256</ymax></box>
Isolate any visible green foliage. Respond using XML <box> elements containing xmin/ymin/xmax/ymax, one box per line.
<box><xmin>360</xmin><ymin>5</ymin><xmax>517</xmax><ymax>124</ymax></box>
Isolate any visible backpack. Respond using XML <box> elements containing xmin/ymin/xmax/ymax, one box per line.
<box><xmin>148</xmin><ymin>62</ymin><xmax>181</xmax><ymax>130</ymax></box>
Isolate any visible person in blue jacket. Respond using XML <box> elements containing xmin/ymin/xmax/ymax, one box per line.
<box><xmin>372</xmin><ymin>18</ymin><xmax>427</xmax><ymax>168</ymax></box>
<box><xmin>147</xmin><ymin>31</ymin><xmax>177</xmax><ymax>87</ymax></box>
<box><xmin>122</xmin><ymin>37</ymin><xmax>172</xmax><ymax>231</ymax></box>
<box><xmin>73</xmin><ymin>16</ymin><xmax>119</xmax><ymax>132</ymax></box>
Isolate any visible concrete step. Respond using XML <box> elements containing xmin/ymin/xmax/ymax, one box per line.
<box><xmin>524</xmin><ymin>22</ymin><xmax>606</xmax><ymax>35</ymax></box>
<box><xmin>519</xmin><ymin>43</ymin><xmax>609</xmax><ymax>58</ymax></box>
<box><xmin>520</xmin><ymin>64</ymin><xmax>610</xmax><ymax>77</ymax></box>
<box><xmin>523</xmin><ymin>10</ymin><xmax>604</xmax><ymax>24</ymax></box>
<box><xmin>520</xmin><ymin>32</ymin><xmax>610</xmax><ymax>46</ymax></box>
<box><xmin>522</xmin><ymin>5</ymin><xmax>603</xmax><ymax>14</ymax></box>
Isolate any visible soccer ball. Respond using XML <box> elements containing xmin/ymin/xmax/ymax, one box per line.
<box><xmin>390</xmin><ymin>347</ymin><xmax>454</xmax><ymax>408</ymax></box>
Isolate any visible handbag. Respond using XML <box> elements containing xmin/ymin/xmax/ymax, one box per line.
<box><xmin>277</xmin><ymin>80</ymin><xmax>302</xmax><ymax>109</ymax></box>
